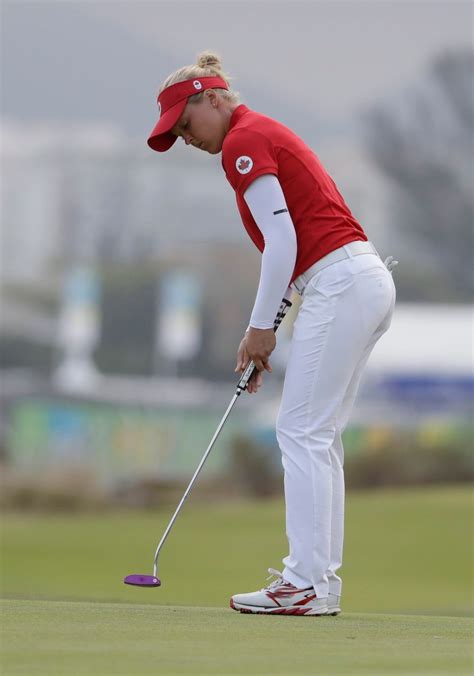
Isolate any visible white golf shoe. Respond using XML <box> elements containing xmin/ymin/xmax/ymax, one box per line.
<box><xmin>328</xmin><ymin>592</ymin><xmax>341</xmax><ymax>616</ymax></box>
<box><xmin>230</xmin><ymin>569</ymin><xmax>330</xmax><ymax>616</ymax></box>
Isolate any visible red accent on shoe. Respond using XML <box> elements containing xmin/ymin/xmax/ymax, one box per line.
<box><xmin>269</xmin><ymin>606</ymin><xmax>312</xmax><ymax>615</ymax></box>
<box><xmin>266</xmin><ymin>584</ymin><xmax>297</xmax><ymax>599</ymax></box>
<box><xmin>265</xmin><ymin>591</ymin><xmax>282</xmax><ymax>606</ymax></box>
<box><xmin>294</xmin><ymin>593</ymin><xmax>317</xmax><ymax>606</ymax></box>
<box><xmin>266</xmin><ymin>584</ymin><xmax>315</xmax><ymax>605</ymax></box>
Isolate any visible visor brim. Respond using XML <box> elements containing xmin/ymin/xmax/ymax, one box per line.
<box><xmin>147</xmin><ymin>99</ymin><xmax>187</xmax><ymax>152</ymax></box>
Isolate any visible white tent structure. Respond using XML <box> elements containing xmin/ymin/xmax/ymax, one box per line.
<box><xmin>368</xmin><ymin>303</ymin><xmax>473</xmax><ymax>376</ymax></box>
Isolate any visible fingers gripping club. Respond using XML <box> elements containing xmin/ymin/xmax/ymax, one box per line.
<box><xmin>236</xmin><ymin>297</ymin><xmax>292</xmax><ymax>395</ymax></box>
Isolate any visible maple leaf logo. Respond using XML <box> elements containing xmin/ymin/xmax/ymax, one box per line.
<box><xmin>236</xmin><ymin>156</ymin><xmax>253</xmax><ymax>174</ymax></box>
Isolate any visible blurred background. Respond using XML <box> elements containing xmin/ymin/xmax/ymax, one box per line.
<box><xmin>0</xmin><ymin>0</ymin><xmax>473</xmax><ymax>616</ymax></box>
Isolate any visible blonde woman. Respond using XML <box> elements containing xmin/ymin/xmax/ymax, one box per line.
<box><xmin>148</xmin><ymin>52</ymin><xmax>397</xmax><ymax>616</ymax></box>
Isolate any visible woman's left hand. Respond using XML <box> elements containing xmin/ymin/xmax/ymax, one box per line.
<box><xmin>245</xmin><ymin>327</ymin><xmax>276</xmax><ymax>374</ymax></box>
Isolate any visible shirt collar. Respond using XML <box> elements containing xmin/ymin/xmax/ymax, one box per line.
<box><xmin>228</xmin><ymin>104</ymin><xmax>250</xmax><ymax>132</ymax></box>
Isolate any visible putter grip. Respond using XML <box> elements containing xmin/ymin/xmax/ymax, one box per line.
<box><xmin>236</xmin><ymin>297</ymin><xmax>292</xmax><ymax>395</ymax></box>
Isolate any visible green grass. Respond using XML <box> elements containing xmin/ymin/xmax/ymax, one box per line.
<box><xmin>1</xmin><ymin>486</ymin><xmax>473</xmax><ymax>674</ymax></box>
<box><xmin>1</xmin><ymin>600</ymin><xmax>472</xmax><ymax>675</ymax></box>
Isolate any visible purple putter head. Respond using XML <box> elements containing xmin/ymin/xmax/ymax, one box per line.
<box><xmin>124</xmin><ymin>574</ymin><xmax>161</xmax><ymax>587</ymax></box>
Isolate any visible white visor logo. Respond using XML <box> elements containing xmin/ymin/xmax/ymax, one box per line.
<box><xmin>193</xmin><ymin>80</ymin><xmax>203</xmax><ymax>90</ymax></box>
<box><xmin>236</xmin><ymin>156</ymin><xmax>253</xmax><ymax>174</ymax></box>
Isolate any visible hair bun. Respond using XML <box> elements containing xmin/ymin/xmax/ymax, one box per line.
<box><xmin>196</xmin><ymin>50</ymin><xmax>222</xmax><ymax>71</ymax></box>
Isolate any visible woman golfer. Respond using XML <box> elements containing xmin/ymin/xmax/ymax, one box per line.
<box><xmin>148</xmin><ymin>52</ymin><xmax>396</xmax><ymax>616</ymax></box>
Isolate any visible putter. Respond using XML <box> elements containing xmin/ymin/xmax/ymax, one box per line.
<box><xmin>124</xmin><ymin>297</ymin><xmax>292</xmax><ymax>588</ymax></box>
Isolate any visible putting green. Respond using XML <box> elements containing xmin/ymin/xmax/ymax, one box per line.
<box><xmin>1</xmin><ymin>600</ymin><xmax>472</xmax><ymax>674</ymax></box>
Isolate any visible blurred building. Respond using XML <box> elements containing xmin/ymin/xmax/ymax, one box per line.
<box><xmin>0</xmin><ymin>119</ymin><xmax>246</xmax><ymax>285</ymax></box>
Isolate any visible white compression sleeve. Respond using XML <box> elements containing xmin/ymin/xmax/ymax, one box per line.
<box><xmin>243</xmin><ymin>174</ymin><xmax>297</xmax><ymax>330</ymax></box>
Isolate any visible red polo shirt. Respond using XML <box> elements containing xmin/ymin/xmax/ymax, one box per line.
<box><xmin>221</xmin><ymin>105</ymin><xmax>367</xmax><ymax>282</ymax></box>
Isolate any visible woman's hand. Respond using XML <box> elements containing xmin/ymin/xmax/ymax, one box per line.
<box><xmin>234</xmin><ymin>328</ymin><xmax>276</xmax><ymax>394</ymax></box>
<box><xmin>235</xmin><ymin>334</ymin><xmax>261</xmax><ymax>393</ymax></box>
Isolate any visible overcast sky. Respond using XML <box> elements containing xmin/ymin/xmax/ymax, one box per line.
<box><xmin>83</xmin><ymin>0</ymin><xmax>472</xmax><ymax>117</ymax></box>
<box><xmin>1</xmin><ymin>0</ymin><xmax>472</xmax><ymax>139</ymax></box>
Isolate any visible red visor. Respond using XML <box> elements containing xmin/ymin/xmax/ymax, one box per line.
<box><xmin>147</xmin><ymin>76</ymin><xmax>229</xmax><ymax>152</ymax></box>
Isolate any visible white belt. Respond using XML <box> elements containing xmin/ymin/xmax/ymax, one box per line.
<box><xmin>291</xmin><ymin>240</ymin><xmax>380</xmax><ymax>295</ymax></box>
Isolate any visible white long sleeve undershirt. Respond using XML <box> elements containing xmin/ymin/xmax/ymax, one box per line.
<box><xmin>243</xmin><ymin>174</ymin><xmax>297</xmax><ymax>330</ymax></box>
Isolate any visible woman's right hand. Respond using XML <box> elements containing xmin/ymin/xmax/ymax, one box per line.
<box><xmin>235</xmin><ymin>335</ymin><xmax>264</xmax><ymax>394</ymax></box>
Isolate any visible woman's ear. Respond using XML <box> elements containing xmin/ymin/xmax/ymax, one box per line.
<box><xmin>206</xmin><ymin>89</ymin><xmax>219</xmax><ymax>107</ymax></box>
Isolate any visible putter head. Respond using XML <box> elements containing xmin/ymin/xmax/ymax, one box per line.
<box><xmin>124</xmin><ymin>574</ymin><xmax>161</xmax><ymax>587</ymax></box>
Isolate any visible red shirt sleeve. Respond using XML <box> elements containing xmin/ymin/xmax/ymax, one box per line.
<box><xmin>222</xmin><ymin>128</ymin><xmax>278</xmax><ymax>196</ymax></box>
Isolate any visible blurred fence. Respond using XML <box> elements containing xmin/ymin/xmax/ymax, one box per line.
<box><xmin>0</xmin><ymin>373</ymin><xmax>246</xmax><ymax>481</ymax></box>
<box><xmin>1</xmin><ymin>365</ymin><xmax>472</xmax><ymax>508</ymax></box>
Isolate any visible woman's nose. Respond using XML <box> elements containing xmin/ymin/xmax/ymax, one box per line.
<box><xmin>183</xmin><ymin>134</ymin><xmax>193</xmax><ymax>145</ymax></box>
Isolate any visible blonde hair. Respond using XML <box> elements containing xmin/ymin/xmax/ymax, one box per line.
<box><xmin>159</xmin><ymin>51</ymin><xmax>240</xmax><ymax>105</ymax></box>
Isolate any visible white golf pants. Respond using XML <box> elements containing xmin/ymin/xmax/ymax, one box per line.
<box><xmin>277</xmin><ymin>249</ymin><xmax>396</xmax><ymax>599</ymax></box>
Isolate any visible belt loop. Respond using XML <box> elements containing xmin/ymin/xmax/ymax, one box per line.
<box><xmin>342</xmin><ymin>243</ymin><xmax>353</xmax><ymax>259</ymax></box>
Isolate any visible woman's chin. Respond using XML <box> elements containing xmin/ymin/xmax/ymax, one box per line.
<box><xmin>208</xmin><ymin>141</ymin><xmax>223</xmax><ymax>155</ymax></box>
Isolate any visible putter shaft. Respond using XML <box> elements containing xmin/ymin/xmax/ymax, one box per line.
<box><xmin>153</xmin><ymin>393</ymin><xmax>239</xmax><ymax>577</ymax></box>
<box><xmin>151</xmin><ymin>297</ymin><xmax>292</xmax><ymax>578</ymax></box>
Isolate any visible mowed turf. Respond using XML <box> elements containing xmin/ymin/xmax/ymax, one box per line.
<box><xmin>1</xmin><ymin>486</ymin><xmax>473</xmax><ymax>674</ymax></box>
<box><xmin>2</xmin><ymin>600</ymin><xmax>472</xmax><ymax>675</ymax></box>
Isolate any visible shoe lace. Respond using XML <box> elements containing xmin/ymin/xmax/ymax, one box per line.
<box><xmin>264</xmin><ymin>568</ymin><xmax>286</xmax><ymax>591</ymax></box>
